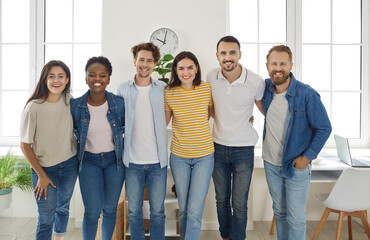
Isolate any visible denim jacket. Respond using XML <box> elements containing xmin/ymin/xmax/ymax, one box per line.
<box><xmin>263</xmin><ymin>73</ymin><xmax>332</xmax><ymax>178</ymax></box>
<box><xmin>70</xmin><ymin>90</ymin><xmax>125</xmax><ymax>172</ymax></box>
<box><xmin>116</xmin><ymin>77</ymin><xmax>168</xmax><ymax>168</ymax></box>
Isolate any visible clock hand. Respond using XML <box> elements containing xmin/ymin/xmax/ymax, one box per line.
<box><xmin>163</xmin><ymin>31</ymin><xmax>168</xmax><ymax>44</ymax></box>
<box><xmin>155</xmin><ymin>37</ymin><xmax>165</xmax><ymax>44</ymax></box>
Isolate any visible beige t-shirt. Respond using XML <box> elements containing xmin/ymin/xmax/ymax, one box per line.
<box><xmin>20</xmin><ymin>94</ymin><xmax>77</xmax><ymax>167</ymax></box>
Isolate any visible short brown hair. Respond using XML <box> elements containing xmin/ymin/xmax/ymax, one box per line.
<box><xmin>131</xmin><ymin>42</ymin><xmax>161</xmax><ymax>63</ymax></box>
<box><xmin>266</xmin><ymin>45</ymin><xmax>293</xmax><ymax>62</ymax></box>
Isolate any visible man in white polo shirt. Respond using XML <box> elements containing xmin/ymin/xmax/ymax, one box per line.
<box><xmin>207</xmin><ymin>35</ymin><xmax>265</xmax><ymax>240</ymax></box>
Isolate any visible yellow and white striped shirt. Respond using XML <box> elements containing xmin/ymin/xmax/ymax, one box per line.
<box><xmin>165</xmin><ymin>81</ymin><xmax>214</xmax><ymax>158</ymax></box>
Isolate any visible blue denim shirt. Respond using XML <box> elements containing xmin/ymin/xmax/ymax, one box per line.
<box><xmin>116</xmin><ymin>77</ymin><xmax>168</xmax><ymax>168</ymax></box>
<box><xmin>70</xmin><ymin>90</ymin><xmax>125</xmax><ymax>172</ymax></box>
<box><xmin>263</xmin><ymin>73</ymin><xmax>332</xmax><ymax>178</ymax></box>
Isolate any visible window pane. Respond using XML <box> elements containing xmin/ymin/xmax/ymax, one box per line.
<box><xmin>2</xmin><ymin>45</ymin><xmax>29</xmax><ymax>90</ymax></box>
<box><xmin>302</xmin><ymin>45</ymin><xmax>330</xmax><ymax>90</ymax></box>
<box><xmin>74</xmin><ymin>0</ymin><xmax>102</xmax><ymax>43</ymax></box>
<box><xmin>2</xmin><ymin>0</ymin><xmax>29</xmax><ymax>43</ymax></box>
<box><xmin>240</xmin><ymin>44</ymin><xmax>258</xmax><ymax>74</ymax></box>
<box><xmin>332</xmin><ymin>45</ymin><xmax>361</xmax><ymax>91</ymax></box>
<box><xmin>259</xmin><ymin>44</ymin><xmax>276</xmax><ymax>79</ymax></box>
<box><xmin>230</xmin><ymin>0</ymin><xmax>257</xmax><ymax>42</ymax></box>
<box><xmin>72</xmin><ymin>44</ymin><xmax>101</xmax><ymax>90</ymax></box>
<box><xmin>332</xmin><ymin>92</ymin><xmax>360</xmax><ymax>138</ymax></box>
<box><xmin>45</xmin><ymin>44</ymin><xmax>73</xmax><ymax>71</ymax></box>
<box><xmin>333</xmin><ymin>0</ymin><xmax>361</xmax><ymax>43</ymax></box>
<box><xmin>2</xmin><ymin>91</ymin><xmax>29</xmax><ymax>136</ymax></box>
<box><xmin>302</xmin><ymin>0</ymin><xmax>330</xmax><ymax>43</ymax></box>
<box><xmin>45</xmin><ymin>0</ymin><xmax>72</xmax><ymax>42</ymax></box>
<box><xmin>259</xmin><ymin>0</ymin><xmax>286</xmax><ymax>43</ymax></box>
<box><xmin>318</xmin><ymin>92</ymin><xmax>331</xmax><ymax>118</ymax></box>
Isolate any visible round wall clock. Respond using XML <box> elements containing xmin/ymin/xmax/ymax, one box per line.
<box><xmin>150</xmin><ymin>28</ymin><xmax>179</xmax><ymax>56</ymax></box>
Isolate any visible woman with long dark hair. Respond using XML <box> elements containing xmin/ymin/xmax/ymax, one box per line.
<box><xmin>20</xmin><ymin>60</ymin><xmax>78</xmax><ymax>240</ymax></box>
<box><xmin>165</xmin><ymin>51</ymin><xmax>214</xmax><ymax>240</ymax></box>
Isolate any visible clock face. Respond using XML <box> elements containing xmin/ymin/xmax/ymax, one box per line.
<box><xmin>150</xmin><ymin>28</ymin><xmax>179</xmax><ymax>56</ymax></box>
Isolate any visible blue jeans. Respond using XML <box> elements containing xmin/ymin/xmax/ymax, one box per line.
<box><xmin>170</xmin><ymin>153</ymin><xmax>214</xmax><ymax>240</ymax></box>
<box><xmin>79</xmin><ymin>151</ymin><xmax>125</xmax><ymax>240</ymax></box>
<box><xmin>264</xmin><ymin>160</ymin><xmax>311</xmax><ymax>240</ymax></box>
<box><xmin>212</xmin><ymin>143</ymin><xmax>254</xmax><ymax>240</ymax></box>
<box><xmin>31</xmin><ymin>155</ymin><xmax>78</xmax><ymax>240</ymax></box>
<box><xmin>125</xmin><ymin>163</ymin><xmax>167</xmax><ymax>240</ymax></box>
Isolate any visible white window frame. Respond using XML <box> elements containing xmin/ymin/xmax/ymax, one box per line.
<box><xmin>0</xmin><ymin>0</ymin><xmax>102</xmax><ymax>147</ymax></box>
<box><xmin>228</xmin><ymin>0</ymin><xmax>370</xmax><ymax>147</ymax></box>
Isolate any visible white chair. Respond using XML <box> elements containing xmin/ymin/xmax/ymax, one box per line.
<box><xmin>312</xmin><ymin>167</ymin><xmax>370</xmax><ymax>240</ymax></box>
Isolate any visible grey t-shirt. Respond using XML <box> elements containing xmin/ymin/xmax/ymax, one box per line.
<box><xmin>20</xmin><ymin>94</ymin><xmax>77</xmax><ymax>167</ymax></box>
<box><xmin>262</xmin><ymin>91</ymin><xmax>288</xmax><ymax>166</ymax></box>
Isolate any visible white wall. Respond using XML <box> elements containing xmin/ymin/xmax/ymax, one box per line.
<box><xmin>102</xmin><ymin>0</ymin><xmax>227</xmax><ymax>92</ymax></box>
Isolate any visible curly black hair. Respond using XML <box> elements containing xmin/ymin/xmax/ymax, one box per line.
<box><xmin>85</xmin><ymin>56</ymin><xmax>113</xmax><ymax>76</ymax></box>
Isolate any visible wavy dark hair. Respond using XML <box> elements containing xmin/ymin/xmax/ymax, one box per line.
<box><xmin>167</xmin><ymin>51</ymin><xmax>202</xmax><ymax>89</ymax></box>
<box><xmin>26</xmin><ymin>60</ymin><xmax>71</xmax><ymax>106</ymax></box>
<box><xmin>85</xmin><ymin>56</ymin><xmax>113</xmax><ymax>76</ymax></box>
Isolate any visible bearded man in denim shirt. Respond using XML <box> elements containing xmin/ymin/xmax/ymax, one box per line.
<box><xmin>262</xmin><ymin>45</ymin><xmax>332</xmax><ymax>240</ymax></box>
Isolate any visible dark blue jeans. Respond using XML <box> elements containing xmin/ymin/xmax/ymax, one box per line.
<box><xmin>125</xmin><ymin>163</ymin><xmax>167</xmax><ymax>240</ymax></box>
<box><xmin>79</xmin><ymin>151</ymin><xmax>125</xmax><ymax>240</ymax></box>
<box><xmin>32</xmin><ymin>155</ymin><xmax>78</xmax><ymax>240</ymax></box>
<box><xmin>212</xmin><ymin>143</ymin><xmax>254</xmax><ymax>240</ymax></box>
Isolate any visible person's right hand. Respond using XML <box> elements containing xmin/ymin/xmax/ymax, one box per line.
<box><xmin>34</xmin><ymin>175</ymin><xmax>56</xmax><ymax>200</ymax></box>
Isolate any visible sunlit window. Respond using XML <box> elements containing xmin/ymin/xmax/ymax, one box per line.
<box><xmin>0</xmin><ymin>0</ymin><xmax>102</xmax><ymax>144</ymax></box>
<box><xmin>229</xmin><ymin>0</ymin><xmax>368</xmax><ymax>145</ymax></box>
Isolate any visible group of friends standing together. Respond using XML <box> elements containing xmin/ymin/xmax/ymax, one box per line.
<box><xmin>20</xmin><ymin>35</ymin><xmax>332</xmax><ymax>240</ymax></box>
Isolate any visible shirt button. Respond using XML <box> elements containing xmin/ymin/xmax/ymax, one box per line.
<box><xmin>113</xmin><ymin>124</ymin><xmax>116</xmax><ymax>126</ymax></box>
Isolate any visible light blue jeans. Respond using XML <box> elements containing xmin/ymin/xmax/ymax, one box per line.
<box><xmin>264</xmin><ymin>160</ymin><xmax>311</xmax><ymax>240</ymax></box>
<box><xmin>125</xmin><ymin>163</ymin><xmax>167</xmax><ymax>240</ymax></box>
<box><xmin>170</xmin><ymin>153</ymin><xmax>214</xmax><ymax>240</ymax></box>
<box><xmin>31</xmin><ymin>155</ymin><xmax>78</xmax><ymax>240</ymax></box>
<box><xmin>79</xmin><ymin>151</ymin><xmax>125</xmax><ymax>240</ymax></box>
<box><xmin>212</xmin><ymin>143</ymin><xmax>254</xmax><ymax>240</ymax></box>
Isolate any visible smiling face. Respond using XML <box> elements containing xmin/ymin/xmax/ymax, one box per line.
<box><xmin>134</xmin><ymin>50</ymin><xmax>156</xmax><ymax>79</ymax></box>
<box><xmin>175</xmin><ymin>58</ymin><xmax>198</xmax><ymax>88</ymax></box>
<box><xmin>86</xmin><ymin>63</ymin><xmax>110</xmax><ymax>94</ymax></box>
<box><xmin>216</xmin><ymin>41</ymin><xmax>241</xmax><ymax>72</ymax></box>
<box><xmin>46</xmin><ymin>66</ymin><xmax>69</xmax><ymax>100</ymax></box>
<box><xmin>266</xmin><ymin>50</ymin><xmax>293</xmax><ymax>86</ymax></box>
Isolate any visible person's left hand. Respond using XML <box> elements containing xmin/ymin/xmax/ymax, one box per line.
<box><xmin>293</xmin><ymin>156</ymin><xmax>310</xmax><ymax>169</ymax></box>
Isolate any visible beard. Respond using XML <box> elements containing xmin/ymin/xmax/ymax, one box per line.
<box><xmin>222</xmin><ymin>60</ymin><xmax>238</xmax><ymax>72</ymax></box>
<box><xmin>270</xmin><ymin>71</ymin><xmax>290</xmax><ymax>86</ymax></box>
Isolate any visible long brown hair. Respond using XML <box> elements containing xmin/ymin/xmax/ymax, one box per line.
<box><xmin>26</xmin><ymin>60</ymin><xmax>71</xmax><ymax>106</ymax></box>
<box><xmin>167</xmin><ymin>51</ymin><xmax>202</xmax><ymax>89</ymax></box>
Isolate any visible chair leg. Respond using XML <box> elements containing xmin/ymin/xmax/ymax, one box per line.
<box><xmin>336</xmin><ymin>211</ymin><xmax>345</xmax><ymax>240</ymax></box>
<box><xmin>359</xmin><ymin>210</ymin><xmax>370</xmax><ymax>239</ymax></box>
<box><xmin>312</xmin><ymin>208</ymin><xmax>331</xmax><ymax>240</ymax></box>
<box><xmin>348</xmin><ymin>216</ymin><xmax>353</xmax><ymax>240</ymax></box>
<box><xmin>270</xmin><ymin>214</ymin><xmax>275</xmax><ymax>235</ymax></box>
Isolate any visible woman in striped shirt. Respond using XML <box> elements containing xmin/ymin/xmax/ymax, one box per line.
<box><xmin>165</xmin><ymin>51</ymin><xmax>214</xmax><ymax>240</ymax></box>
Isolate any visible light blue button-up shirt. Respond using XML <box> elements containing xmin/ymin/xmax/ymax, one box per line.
<box><xmin>116</xmin><ymin>77</ymin><xmax>168</xmax><ymax>168</ymax></box>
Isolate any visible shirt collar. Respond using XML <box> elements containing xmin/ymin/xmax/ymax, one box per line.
<box><xmin>216</xmin><ymin>64</ymin><xmax>247</xmax><ymax>84</ymax></box>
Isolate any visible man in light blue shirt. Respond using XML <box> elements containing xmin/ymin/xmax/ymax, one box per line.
<box><xmin>263</xmin><ymin>45</ymin><xmax>332</xmax><ymax>240</ymax></box>
<box><xmin>116</xmin><ymin>42</ymin><xmax>168</xmax><ymax>240</ymax></box>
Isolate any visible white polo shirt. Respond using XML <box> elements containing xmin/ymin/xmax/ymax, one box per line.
<box><xmin>207</xmin><ymin>65</ymin><xmax>265</xmax><ymax>146</ymax></box>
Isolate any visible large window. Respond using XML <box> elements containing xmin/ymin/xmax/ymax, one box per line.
<box><xmin>0</xmin><ymin>0</ymin><xmax>102</xmax><ymax>145</ymax></box>
<box><xmin>229</xmin><ymin>0</ymin><xmax>369</xmax><ymax>146</ymax></box>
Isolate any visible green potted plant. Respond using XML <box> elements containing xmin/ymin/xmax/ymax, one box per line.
<box><xmin>0</xmin><ymin>152</ymin><xmax>32</xmax><ymax>210</ymax></box>
<box><xmin>153</xmin><ymin>54</ymin><xmax>174</xmax><ymax>84</ymax></box>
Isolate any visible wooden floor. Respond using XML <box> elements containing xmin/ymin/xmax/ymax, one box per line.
<box><xmin>0</xmin><ymin>218</ymin><xmax>369</xmax><ymax>239</ymax></box>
